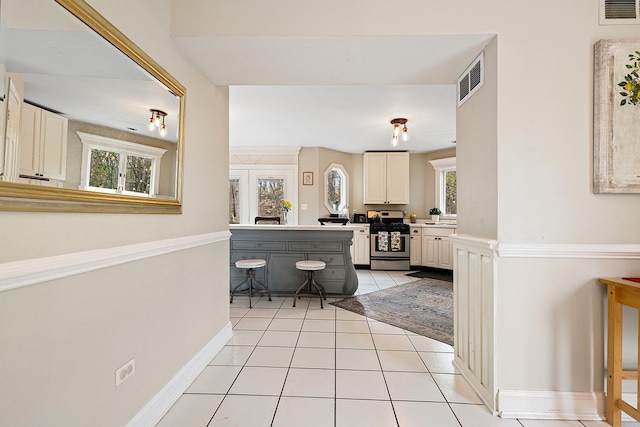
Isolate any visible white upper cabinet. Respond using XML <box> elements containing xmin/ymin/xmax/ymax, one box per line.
<box><xmin>363</xmin><ymin>152</ymin><xmax>410</xmax><ymax>204</ymax></box>
<box><xmin>18</xmin><ymin>103</ymin><xmax>68</xmax><ymax>180</ymax></box>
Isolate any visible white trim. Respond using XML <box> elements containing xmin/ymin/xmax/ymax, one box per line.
<box><xmin>497</xmin><ymin>390</ymin><xmax>605</xmax><ymax>420</ymax></box>
<box><xmin>497</xmin><ymin>242</ymin><xmax>640</xmax><ymax>259</ymax></box>
<box><xmin>0</xmin><ymin>231</ymin><xmax>231</xmax><ymax>293</ymax></box>
<box><xmin>126</xmin><ymin>322</ymin><xmax>233</xmax><ymax>427</ymax></box>
<box><xmin>229</xmin><ymin>146</ymin><xmax>301</xmax><ymax>155</ymax></box>
<box><xmin>428</xmin><ymin>157</ymin><xmax>456</xmax><ymax>218</ymax></box>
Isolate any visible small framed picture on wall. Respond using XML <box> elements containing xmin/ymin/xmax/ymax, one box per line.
<box><xmin>303</xmin><ymin>172</ymin><xmax>313</xmax><ymax>185</ymax></box>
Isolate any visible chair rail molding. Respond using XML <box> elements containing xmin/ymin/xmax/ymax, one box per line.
<box><xmin>496</xmin><ymin>242</ymin><xmax>640</xmax><ymax>259</ymax></box>
<box><xmin>0</xmin><ymin>231</ymin><xmax>231</xmax><ymax>293</ymax></box>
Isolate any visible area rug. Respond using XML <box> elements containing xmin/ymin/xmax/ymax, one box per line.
<box><xmin>406</xmin><ymin>268</ymin><xmax>453</xmax><ymax>282</ymax></box>
<box><xmin>331</xmin><ymin>278</ymin><xmax>453</xmax><ymax>346</ymax></box>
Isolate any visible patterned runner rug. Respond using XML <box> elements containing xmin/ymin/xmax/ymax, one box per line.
<box><xmin>331</xmin><ymin>278</ymin><xmax>453</xmax><ymax>346</ymax></box>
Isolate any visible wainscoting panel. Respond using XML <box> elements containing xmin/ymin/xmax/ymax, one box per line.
<box><xmin>451</xmin><ymin>234</ymin><xmax>498</xmax><ymax>412</ymax></box>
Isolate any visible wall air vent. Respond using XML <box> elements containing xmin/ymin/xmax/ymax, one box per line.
<box><xmin>457</xmin><ymin>52</ymin><xmax>484</xmax><ymax>107</ymax></box>
<box><xmin>600</xmin><ymin>0</ymin><xmax>640</xmax><ymax>25</ymax></box>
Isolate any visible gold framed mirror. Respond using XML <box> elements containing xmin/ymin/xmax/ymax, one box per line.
<box><xmin>0</xmin><ymin>0</ymin><xmax>186</xmax><ymax>213</ymax></box>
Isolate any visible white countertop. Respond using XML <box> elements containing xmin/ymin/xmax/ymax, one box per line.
<box><xmin>230</xmin><ymin>224</ymin><xmax>361</xmax><ymax>231</ymax></box>
<box><xmin>230</xmin><ymin>222</ymin><xmax>456</xmax><ymax>230</ymax></box>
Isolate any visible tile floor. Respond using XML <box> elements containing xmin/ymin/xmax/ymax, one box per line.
<box><xmin>156</xmin><ymin>270</ymin><xmax>635</xmax><ymax>427</ymax></box>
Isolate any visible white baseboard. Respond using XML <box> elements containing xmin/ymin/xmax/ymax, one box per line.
<box><xmin>126</xmin><ymin>322</ymin><xmax>233</xmax><ymax>427</ymax></box>
<box><xmin>497</xmin><ymin>389</ymin><xmax>605</xmax><ymax>420</ymax></box>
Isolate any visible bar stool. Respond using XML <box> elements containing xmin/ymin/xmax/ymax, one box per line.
<box><xmin>230</xmin><ymin>259</ymin><xmax>271</xmax><ymax>308</ymax></box>
<box><xmin>293</xmin><ymin>260</ymin><xmax>327</xmax><ymax>309</ymax></box>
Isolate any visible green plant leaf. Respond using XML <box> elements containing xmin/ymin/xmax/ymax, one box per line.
<box><xmin>621</xmin><ymin>99</ymin><xmax>627</xmax><ymax>106</ymax></box>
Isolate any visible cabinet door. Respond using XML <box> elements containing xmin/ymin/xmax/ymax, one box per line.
<box><xmin>353</xmin><ymin>228</ymin><xmax>370</xmax><ymax>265</ymax></box>
<box><xmin>39</xmin><ymin>110</ymin><xmax>68</xmax><ymax>180</ymax></box>
<box><xmin>385</xmin><ymin>152</ymin><xmax>410</xmax><ymax>204</ymax></box>
<box><xmin>439</xmin><ymin>237</ymin><xmax>454</xmax><ymax>270</ymax></box>
<box><xmin>18</xmin><ymin>103</ymin><xmax>41</xmax><ymax>177</ymax></box>
<box><xmin>363</xmin><ymin>152</ymin><xmax>388</xmax><ymax>204</ymax></box>
<box><xmin>421</xmin><ymin>235</ymin><xmax>439</xmax><ymax>268</ymax></box>
<box><xmin>410</xmin><ymin>235</ymin><xmax>422</xmax><ymax>266</ymax></box>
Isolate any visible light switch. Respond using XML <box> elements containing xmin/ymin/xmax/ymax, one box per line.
<box><xmin>301</xmin><ymin>203</ymin><xmax>308</xmax><ymax>210</ymax></box>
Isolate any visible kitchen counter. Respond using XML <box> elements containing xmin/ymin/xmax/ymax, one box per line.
<box><xmin>230</xmin><ymin>224</ymin><xmax>366</xmax><ymax>231</ymax></box>
<box><xmin>229</xmin><ymin>227</ymin><xmax>358</xmax><ymax>296</ymax></box>
<box><xmin>408</xmin><ymin>222</ymin><xmax>457</xmax><ymax>229</ymax></box>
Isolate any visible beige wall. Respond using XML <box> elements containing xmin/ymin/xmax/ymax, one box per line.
<box><xmin>170</xmin><ymin>0</ymin><xmax>640</xmax><ymax>412</ymax></box>
<box><xmin>0</xmin><ymin>1</ymin><xmax>230</xmax><ymax>426</ymax></box>
<box><xmin>297</xmin><ymin>148</ymin><xmax>454</xmax><ymax>225</ymax></box>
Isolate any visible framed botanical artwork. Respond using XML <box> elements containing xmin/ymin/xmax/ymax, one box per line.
<box><xmin>303</xmin><ymin>171</ymin><xmax>313</xmax><ymax>185</ymax></box>
<box><xmin>594</xmin><ymin>39</ymin><xmax>640</xmax><ymax>193</ymax></box>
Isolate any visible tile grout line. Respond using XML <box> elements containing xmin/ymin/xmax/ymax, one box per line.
<box><xmin>366</xmin><ymin>315</ymin><xmax>401</xmax><ymax>427</ymax></box>
<box><xmin>268</xmin><ymin>296</ymin><xmax>308</xmax><ymax>427</ymax></box>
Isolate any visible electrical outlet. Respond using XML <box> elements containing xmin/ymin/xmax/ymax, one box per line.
<box><xmin>301</xmin><ymin>203</ymin><xmax>308</xmax><ymax>210</ymax></box>
<box><xmin>115</xmin><ymin>358</ymin><xmax>135</xmax><ymax>386</ymax></box>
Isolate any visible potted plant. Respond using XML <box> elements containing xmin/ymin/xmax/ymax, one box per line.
<box><xmin>429</xmin><ymin>207</ymin><xmax>441</xmax><ymax>223</ymax></box>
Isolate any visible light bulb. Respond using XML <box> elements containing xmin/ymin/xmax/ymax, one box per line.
<box><xmin>148</xmin><ymin>117</ymin><xmax>155</xmax><ymax>131</ymax></box>
<box><xmin>159</xmin><ymin>123</ymin><xmax>167</xmax><ymax>137</ymax></box>
<box><xmin>402</xmin><ymin>125</ymin><xmax>409</xmax><ymax>141</ymax></box>
<box><xmin>391</xmin><ymin>135</ymin><xmax>398</xmax><ymax>147</ymax></box>
<box><xmin>393</xmin><ymin>124</ymin><xmax>400</xmax><ymax>137</ymax></box>
<box><xmin>154</xmin><ymin>113</ymin><xmax>161</xmax><ymax>128</ymax></box>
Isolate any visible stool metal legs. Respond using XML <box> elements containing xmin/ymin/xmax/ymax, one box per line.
<box><xmin>230</xmin><ymin>268</ymin><xmax>271</xmax><ymax>308</ymax></box>
<box><xmin>293</xmin><ymin>270</ymin><xmax>326</xmax><ymax>309</ymax></box>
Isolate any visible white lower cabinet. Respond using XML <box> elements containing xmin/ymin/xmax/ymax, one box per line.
<box><xmin>421</xmin><ymin>227</ymin><xmax>456</xmax><ymax>270</ymax></box>
<box><xmin>352</xmin><ymin>226</ymin><xmax>370</xmax><ymax>265</ymax></box>
<box><xmin>410</xmin><ymin>226</ymin><xmax>422</xmax><ymax>266</ymax></box>
<box><xmin>18</xmin><ymin>103</ymin><xmax>68</xmax><ymax>180</ymax></box>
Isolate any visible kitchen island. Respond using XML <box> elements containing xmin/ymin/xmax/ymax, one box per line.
<box><xmin>229</xmin><ymin>225</ymin><xmax>359</xmax><ymax>296</ymax></box>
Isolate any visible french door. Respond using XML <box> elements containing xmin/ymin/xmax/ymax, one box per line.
<box><xmin>229</xmin><ymin>167</ymin><xmax>297</xmax><ymax>224</ymax></box>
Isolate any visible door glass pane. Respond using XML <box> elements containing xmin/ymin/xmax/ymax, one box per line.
<box><xmin>89</xmin><ymin>148</ymin><xmax>119</xmax><ymax>190</ymax></box>
<box><xmin>445</xmin><ymin>170</ymin><xmax>457</xmax><ymax>215</ymax></box>
<box><xmin>125</xmin><ymin>155</ymin><xmax>152</xmax><ymax>194</ymax></box>
<box><xmin>257</xmin><ymin>177</ymin><xmax>285</xmax><ymax>221</ymax></box>
<box><xmin>229</xmin><ymin>178</ymin><xmax>240</xmax><ymax>224</ymax></box>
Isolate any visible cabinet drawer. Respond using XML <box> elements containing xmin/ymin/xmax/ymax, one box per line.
<box><xmin>289</xmin><ymin>241</ymin><xmax>343</xmax><ymax>252</ymax></box>
<box><xmin>410</xmin><ymin>227</ymin><xmax>422</xmax><ymax>236</ymax></box>
<box><xmin>230</xmin><ymin>252</ymin><xmax>268</xmax><ymax>264</ymax></box>
<box><xmin>422</xmin><ymin>227</ymin><xmax>455</xmax><ymax>237</ymax></box>
<box><xmin>232</xmin><ymin>240</ymin><xmax>286</xmax><ymax>251</ymax></box>
<box><xmin>307</xmin><ymin>253</ymin><xmax>345</xmax><ymax>266</ymax></box>
<box><xmin>315</xmin><ymin>268</ymin><xmax>346</xmax><ymax>281</ymax></box>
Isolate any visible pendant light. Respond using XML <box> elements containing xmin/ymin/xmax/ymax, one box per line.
<box><xmin>390</xmin><ymin>118</ymin><xmax>408</xmax><ymax>146</ymax></box>
<box><xmin>148</xmin><ymin>109</ymin><xmax>168</xmax><ymax>137</ymax></box>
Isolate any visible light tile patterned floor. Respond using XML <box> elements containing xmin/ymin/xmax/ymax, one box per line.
<box><xmin>156</xmin><ymin>270</ymin><xmax>637</xmax><ymax>427</ymax></box>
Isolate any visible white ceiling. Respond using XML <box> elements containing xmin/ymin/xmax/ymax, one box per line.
<box><xmin>174</xmin><ymin>34</ymin><xmax>494</xmax><ymax>153</ymax></box>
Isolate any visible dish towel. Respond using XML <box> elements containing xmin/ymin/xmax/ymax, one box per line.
<box><xmin>390</xmin><ymin>231</ymin><xmax>401</xmax><ymax>251</ymax></box>
<box><xmin>377</xmin><ymin>231</ymin><xmax>389</xmax><ymax>251</ymax></box>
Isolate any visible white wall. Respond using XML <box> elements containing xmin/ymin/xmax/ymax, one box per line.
<box><xmin>0</xmin><ymin>1</ymin><xmax>231</xmax><ymax>426</ymax></box>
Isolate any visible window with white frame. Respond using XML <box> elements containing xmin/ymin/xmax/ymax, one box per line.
<box><xmin>229</xmin><ymin>166</ymin><xmax>297</xmax><ymax>224</ymax></box>
<box><xmin>78</xmin><ymin>132</ymin><xmax>166</xmax><ymax>197</ymax></box>
<box><xmin>429</xmin><ymin>157</ymin><xmax>457</xmax><ymax>218</ymax></box>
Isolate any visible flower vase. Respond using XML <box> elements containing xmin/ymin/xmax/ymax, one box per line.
<box><xmin>283</xmin><ymin>212</ymin><xmax>288</xmax><ymax>225</ymax></box>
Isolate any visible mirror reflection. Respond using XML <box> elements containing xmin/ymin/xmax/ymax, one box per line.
<box><xmin>0</xmin><ymin>0</ymin><xmax>183</xmax><ymax>206</ymax></box>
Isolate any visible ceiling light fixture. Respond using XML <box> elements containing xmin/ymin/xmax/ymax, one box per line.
<box><xmin>148</xmin><ymin>109</ymin><xmax>167</xmax><ymax>137</ymax></box>
<box><xmin>390</xmin><ymin>118</ymin><xmax>408</xmax><ymax>147</ymax></box>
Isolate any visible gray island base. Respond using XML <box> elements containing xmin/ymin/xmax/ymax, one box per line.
<box><xmin>229</xmin><ymin>226</ymin><xmax>358</xmax><ymax>296</ymax></box>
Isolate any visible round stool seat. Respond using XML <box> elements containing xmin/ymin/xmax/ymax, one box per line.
<box><xmin>236</xmin><ymin>259</ymin><xmax>266</xmax><ymax>269</ymax></box>
<box><xmin>295</xmin><ymin>260</ymin><xmax>326</xmax><ymax>271</ymax></box>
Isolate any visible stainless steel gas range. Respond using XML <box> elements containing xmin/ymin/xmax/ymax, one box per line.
<box><xmin>367</xmin><ymin>210</ymin><xmax>410</xmax><ymax>271</ymax></box>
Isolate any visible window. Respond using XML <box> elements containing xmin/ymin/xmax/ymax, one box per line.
<box><xmin>324</xmin><ymin>163</ymin><xmax>348</xmax><ymax>214</ymax></box>
<box><xmin>229</xmin><ymin>166</ymin><xmax>297</xmax><ymax>224</ymax></box>
<box><xmin>429</xmin><ymin>157</ymin><xmax>457</xmax><ymax>218</ymax></box>
<box><xmin>78</xmin><ymin>132</ymin><xmax>166</xmax><ymax>197</ymax></box>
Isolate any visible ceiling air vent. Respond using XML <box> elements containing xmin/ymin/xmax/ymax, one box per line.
<box><xmin>600</xmin><ymin>0</ymin><xmax>640</xmax><ymax>24</ymax></box>
<box><xmin>457</xmin><ymin>52</ymin><xmax>484</xmax><ymax>107</ymax></box>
